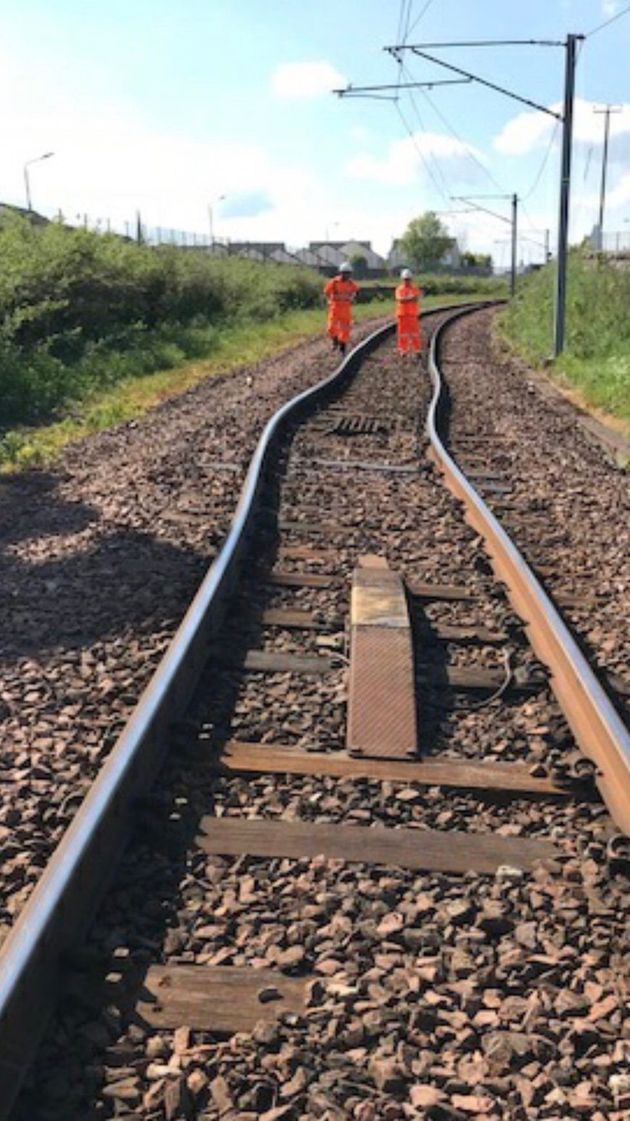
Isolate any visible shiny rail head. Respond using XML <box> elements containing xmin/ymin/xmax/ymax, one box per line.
<box><xmin>0</xmin><ymin>302</ymin><xmax>493</xmax><ymax>1120</ymax></box>
<box><xmin>426</xmin><ymin>305</ymin><xmax>630</xmax><ymax>836</ymax></box>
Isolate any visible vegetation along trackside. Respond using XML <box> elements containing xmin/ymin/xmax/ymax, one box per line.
<box><xmin>0</xmin><ymin>214</ymin><xmax>323</xmax><ymax>428</ymax></box>
<box><xmin>0</xmin><ymin>213</ymin><xmax>505</xmax><ymax>470</ymax></box>
<box><xmin>500</xmin><ymin>250</ymin><xmax>630</xmax><ymax>424</ymax></box>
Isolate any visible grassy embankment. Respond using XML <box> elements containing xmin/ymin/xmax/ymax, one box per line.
<box><xmin>499</xmin><ymin>251</ymin><xmax>630</xmax><ymax>427</ymax></box>
<box><xmin>0</xmin><ymin>214</ymin><xmax>505</xmax><ymax>470</ymax></box>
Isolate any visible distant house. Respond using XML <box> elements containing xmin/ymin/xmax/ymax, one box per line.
<box><xmin>306</xmin><ymin>240</ymin><xmax>387</xmax><ymax>276</ymax></box>
<box><xmin>388</xmin><ymin>237</ymin><xmax>461</xmax><ymax>272</ymax></box>
<box><xmin>268</xmin><ymin>246</ymin><xmax>302</xmax><ymax>265</ymax></box>
<box><xmin>294</xmin><ymin>246</ymin><xmax>328</xmax><ymax>268</ymax></box>
<box><xmin>225</xmin><ymin>241</ymin><xmax>287</xmax><ymax>262</ymax></box>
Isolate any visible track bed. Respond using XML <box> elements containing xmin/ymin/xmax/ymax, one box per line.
<box><xmin>5</xmin><ymin>308</ymin><xmax>629</xmax><ymax>1121</ymax></box>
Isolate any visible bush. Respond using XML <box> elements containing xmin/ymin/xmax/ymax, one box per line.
<box><xmin>500</xmin><ymin>250</ymin><xmax>630</xmax><ymax>419</ymax></box>
<box><xmin>0</xmin><ymin>214</ymin><xmax>321</xmax><ymax>425</ymax></box>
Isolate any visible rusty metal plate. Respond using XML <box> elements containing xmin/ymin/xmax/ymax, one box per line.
<box><xmin>347</xmin><ymin>561</ymin><xmax>417</xmax><ymax>758</ymax></box>
<box><xmin>351</xmin><ymin>568</ymin><xmax>408</xmax><ymax>628</ymax></box>
<box><xmin>347</xmin><ymin>628</ymin><xmax>417</xmax><ymax>757</ymax></box>
<box><xmin>327</xmin><ymin>413</ymin><xmax>389</xmax><ymax>436</ymax></box>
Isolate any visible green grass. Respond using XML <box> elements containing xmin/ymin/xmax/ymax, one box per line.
<box><xmin>357</xmin><ymin>274</ymin><xmax>508</xmax><ymax>297</ymax></box>
<box><xmin>0</xmin><ymin>294</ymin><xmax>481</xmax><ymax>472</ymax></box>
<box><xmin>0</xmin><ymin>213</ymin><xmax>323</xmax><ymax>427</ymax></box>
<box><xmin>499</xmin><ymin>252</ymin><xmax>630</xmax><ymax>426</ymax></box>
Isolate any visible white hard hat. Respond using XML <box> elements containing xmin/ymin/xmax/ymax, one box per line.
<box><xmin>401</xmin><ymin>268</ymin><xmax>412</xmax><ymax>279</ymax></box>
<box><xmin>339</xmin><ymin>261</ymin><xmax>353</xmax><ymax>273</ymax></box>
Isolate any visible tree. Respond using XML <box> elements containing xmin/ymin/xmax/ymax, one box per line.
<box><xmin>350</xmin><ymin>252</ymin><xmax>368</xmax><ymax>278</ymax></box>
<box><xmin>462</xmin><ymin>251</ymin><xmax>493</xmax><ymax>270</ymax></box>
<box><xmin>399</xmin><ymin>212</ymin><xmax>453</xmax><ymax>271</ymax></box>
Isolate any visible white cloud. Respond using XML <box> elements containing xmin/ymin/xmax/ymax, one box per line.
<box><xmin>0</xmin><ymin>44</ymin><xmax>329</xmax><ymax>241</ymax></box>
<box><xmin>346</xmin><ymin>131</ymin><xmax>487</xmax><ymax>187</ymax></box>
<box><xmin>271</xmin><ymin>61</ymin><xmax>345</xmax><ymax>99</ymax></box>
<box><xmin>605</xmin><ymin>169</ymin><xmax>630</xmax><ymax>209</ymax></box>
<box><xmin>602</xmin><ymin>1</ymin><xmax>619</xmax><ymax>16</ymax></box>
<box><xmin>493</xmin><ymin>106</ymin><xmax>560</xmax><ymax>155</ymax></box>
<box><xmin>494</xmin><ymin>98</ymin><xmax>630</xmax><ymax>155</ymax></box>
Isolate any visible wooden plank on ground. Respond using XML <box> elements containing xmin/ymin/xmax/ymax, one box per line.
<box><xmin>278</xmin><ymin>545</ymin><xmax>339</xmax><ymax>563</ymax></box>
<box><xmin>136</xmin><ymin>965</ymin><xmax>307</xmax><ymax>1032</ymax></box>
<box><xmin>429</xmin><ymin>623</ymin><xmax>507</xmax><ymax>644</ymax></box>
<box><xmin>197</xmin><ymin>818</ymin><xmax>557</xmax><ymax>874</ymax></box>
<box><xmin>278</xmin><ymin>519</ymin><xmax>347</xmax><ymax>535</ymax></box>
<box><xmin>261</xmin><ymin>608</ymin><xmax>319</xmax><ymax>629</ymax></box>
<box><xmin>242</xmin><ymin>650</ymin><xmax>333</xmax><ymax>675</ymax></box>
<box><xmin>217</xmin><ymin>741</ymin><xmax>570</xmax><ymax>796</ymax></box>
<box><xmin>347</xmin><ymin>559</ymin><xmax>417</xmax><ymax>758</ymax></box>
<box><xmin>460</xmin><ymin>469</ymin><xmax>507</xmax><ymax>481</ymax></box>
<box><xmin>266</xmin><ymin>569</ymin><xmax>342</xmax><ymax>589</ymax></box>
<box><xmin>408</xmin><ymin>581</ymin><xmax>476</xmax><ymax>602</ymax></box>
<box><xmin>420</xmin><ymin>665</ymin><xmax>539</xmax><ymax>692</ymax></box>
<box><xmin>475</xmin><ymin>480</ymin><xmax>513</xmax><ymax>494</ymax></box>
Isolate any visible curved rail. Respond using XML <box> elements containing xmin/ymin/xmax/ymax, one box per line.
<box><xmin>2</xmin><ymin>309</ymin><xmax>427</xmax><ymax>1113</ymax></box>
<box><xmin>7</xmin><ymin>296</ymin><xmax>605</xmax><ymax>1115</ymax></box>
<box><xmin>427</xmin><ymin>305</ymin><xmax>630</xmax><ymax>836</ymax></box>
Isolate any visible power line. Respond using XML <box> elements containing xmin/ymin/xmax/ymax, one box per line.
<box><xmin>418</xmin><ymin>81</ymin><xmax>507</xmax><ymax>192</ymax></box>
<box><xmin>407</xmin><ymin>0</ymin><xmax>437</xmax><ymax>38</ymax></box>
<box><xmin>520</xmin><ymin>119</ymin><xmax>561</xmax><ymax>200</ymax></box>
<box><xmin>395</xmin><ymin>0</ymin><xmax>406</xmax><ymax>43</ymax></box>
<box><xmin>396</xmin><ymin>58</ymin><xmax>507</xmax><ymax>196</ymax></box>
<box><xmin>394</xmin><ymin>100</ymin><xmax>452</xmax><ymax>204</ymax></box>
<box><xmin>386</xmin><ymin>44</ymin><xmax>563</xmax><ymax>119</ymax></box>
<box><xmin>586</xmin><ymin>2</ymin><xmax>630</xmax><ymax>38</ymax></box>
<box><xmin>397</xmin><ymin>74</ymin><xmax>462</xmax><ymax>199</ymax></box>
<box><xmin>395</xmin><ymin>1</ymin><xmax>414</xmax><ymax>98</ymax></box>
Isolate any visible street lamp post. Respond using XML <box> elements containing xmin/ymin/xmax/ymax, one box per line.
<box><xmin>208</xmin><ymin>195</ymin><xmax>226</xmax><ymax>249</ymax></box>
<box><xmin>24</xmin><ymin>152</ymin><xmax>54</xmax><ymax>212</ymax></box>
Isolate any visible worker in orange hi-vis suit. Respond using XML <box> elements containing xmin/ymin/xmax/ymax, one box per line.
<box><xmin>395</xmin><ymin>268</ymin><xmax>422</xmax><ymax>357</ymax></box>
<box><xmin>324</xmin><ymin>261</ymin><xmax>359</xmax><ymax>355</ymax></box>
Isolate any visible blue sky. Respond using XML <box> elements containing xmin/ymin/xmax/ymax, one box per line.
<box><xmin>2</xmin><ymin>0</ymin><xmax>629</xmax><ymax>262</ymax></box>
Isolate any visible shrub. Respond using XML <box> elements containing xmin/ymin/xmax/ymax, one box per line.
<box><xmin>500</xmin><ymin>250</ymin><xmax>630</xmax><ymax>420</ymax></box>
<box><xmin>0</xmin><ymin>214</ymin><xmax>321</xmax><ymax>426</ymax></box>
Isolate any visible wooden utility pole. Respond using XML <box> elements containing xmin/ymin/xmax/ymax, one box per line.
<box><xmin>594</xmin><ymin>105</ymin><xmax>621</xmax><ymax>249</ymax></box>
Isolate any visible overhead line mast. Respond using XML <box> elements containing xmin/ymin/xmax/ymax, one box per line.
<box><xmin>340</xmin><ymin>34</ymin><xmax>584</xmax><ymax>355</ymax></box>
<box><xmin>452</xmin><ymin>194</ymin><xmax>519</xmax><ymax>297</ymax></box>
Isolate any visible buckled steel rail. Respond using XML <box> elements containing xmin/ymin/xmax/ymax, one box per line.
<box><xmin>427</xmin><ymin>305</ymin><xmax>630</xmax><ymax>836</ymax></box>
<box><xmin>3</xmin><ymin>306</ymin><xmax>450</xmax><ymax>1115</ymax></box>
<box><xmin>3</xmin><ymin>298</ymin><xmax>627</xmax><ymax>1118</ymax></box>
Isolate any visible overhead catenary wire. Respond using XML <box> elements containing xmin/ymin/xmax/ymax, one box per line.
<box><xmin>586</xmin><ymin>2</ymin><xmax>630</xmax><ymax>38</ymax></box>
<box><xmin>395</xmin><ymin>0</ymin><xmax>414</xmax><ymax>94</ymax></box>
<box><xmin>394</xmin><ymin>100</ymin><xmax>453</xmax><ymax>204</ymax></box>
<box><xmin>407</xmin><ymin>0</ymin><xmax>437</xmax><ymax>38</ymax></box>
<box><xmin>520</xmin><ymin>119</ymin><xmax>561</xmax><ymax>201</ymax></box>
<box><xmin>415</xmin><ymin>76</ymin><xmax>507</xmax><ymax>193</ymax></box>
<box><xmin>397</xmin><ymin>74</ymin><xmax>458</xmax><ymax>200</ymax></box>
<box><xmin>393</xmin><ymin>6</ymin><xmax>448</xmax><ymax>201</ymax></box>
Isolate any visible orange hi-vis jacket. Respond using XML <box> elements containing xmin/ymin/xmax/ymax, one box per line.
<box><xmin>395</xmin><ymin>281</ymin><xmax>422</xmax><ymax>353</ymax></box>
<box><xmin>324</xmin><ymin>276</ymin><xmax>358</xmax><ymax>344</ymax></box>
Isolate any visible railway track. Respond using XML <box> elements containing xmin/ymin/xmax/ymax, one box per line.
<box><xmin>2</xmin><ymin>303</ymin><xmax>629</xmax><ymax>1120</ymax></box>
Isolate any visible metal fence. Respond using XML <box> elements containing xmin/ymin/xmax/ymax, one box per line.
<box><xmin>601</xmin><ymin>231</ymin><xmax>630</xmax><ymax>254</ymax></box>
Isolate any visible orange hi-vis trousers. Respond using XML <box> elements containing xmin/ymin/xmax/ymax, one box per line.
<box><xmin>395</xmin><ymin>282</ymin><xmax>422</xmax><ymax>353</ymax></box>
<box><xmin>324</xmin><ymin>277</ymin><xmax>358</xmax><ymax>344</ymax></box>
<box><xmin>397</xmin><ymin>315</ymin><xmax>421</xmax><ymax>353</ymax></box>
